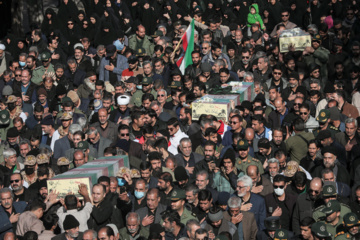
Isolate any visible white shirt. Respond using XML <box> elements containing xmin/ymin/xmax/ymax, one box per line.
<box><xmin>169</xmin><ymin>129</ymin><xmax>189</xmax><ymax>155</ymax></box>
<box><xmin>57</xmin><ymin>202</ymin><xmax>93</xmax><ymax>233</ymax></box>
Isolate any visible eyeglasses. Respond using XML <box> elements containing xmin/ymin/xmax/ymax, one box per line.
<box><xmin>347</xmin><ymin>13</ymin><xmax>354</xmax><ymax>15</ymax></box>
<box><xmin>242</xmin><ymin>56</ymin><xmax>250</xmax><ymax>59</ymax></box>
<box><xmin>83</xmin><ymin>23</ymin><xmax>88</xmax><ymax>25</ymax></box>
<box><xmin>282</xmin><ymin>14</ymin><xmax>289</xmax><ymax>17</ymax></box>
<box><xmin>168</xmin><ymin>128</ymin><xmax>175</xmax><ymax>131</ymax></box>
<box><xmin>88</xmin><ymin>137</ymin><xmax>96</xmax><ymax>141</ymax></box>
<box><xmin>121</xmin><ymin>133</ymin><xmax>130</xmax><ymax>137</ymax></box>
<box><xmin>158</xmin><ymin>94</ymin><xmax>165</xmax><ymax>97</ymax></box>
<box><xmin>15</xmin><ymin>75</ymin><xmax>22</xmax><ymax>77</ymax></box>
<box><xmin>273</xmin><ymin>72</ymin><xmax>282</xmax><ymax>75</ymax></box>
<box><xmin>293</xmin><ymin>103</ymin><xmax>301</xmax><ymax>106</ymax></box>
<box><xmin>299</xmin><ymin>112</ymin><xmax>308</xmax><ymax>115</ymax></box>
<box><xmin>10</xmin><ymin>179</ymin><xmax>20</xmax><ymax>183</ymax></box>
<box><xmin>68</xmin><ymin>22</ymin><xmax>74</xmax><ymax>25</ymax></box>
<box><xmin>230</xmin><ymin>121</ymin><xmax>239</xmax><ymax>124</ymax></box>
<box><xmin>274</xmin><ymin>185</ymin><xmax>285</xmax><ymax>189</ymax></box>
<box><xmin>310</xmin><ymin>189</ymin><xmax>320</xmax><ymax>194</ymax></box>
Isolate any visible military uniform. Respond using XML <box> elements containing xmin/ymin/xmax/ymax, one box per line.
<box><xmin>320</xmin><ymin>200</ymin><xmax>343</xmax><ymax>238</ymax></box>
<box><xmin>335</xmin><ymin>212</ymin><xmax>360</xmax><ymax>240</ymax></box>
<box><xmin>21</xmin><ymin>155</ymin><xmax>38</xmax><ymax>185</ymax></box>
<box><xmin>313</xmin><ymin>109</ymin><xmax>340</xmax><ymax>138</ymax></box>
<box><xmin>130</xmin><ymin>77</ymin><xmax>158</xmax><ymax>107</ymax></box>
<box><xmin>31</xmin><ymin>52</ymin><xmax>55</xmax><ymax>85</ymax></box>
<box><xmin>313</xmin><ymin>185</ymin><xmax>351</xmax><ymax>221</ymax></box>
<box><xmin>0</xmin><ymin>110</ymin><xmax>13</xmax><ymax>142</ymax></box>
<box><xmin>169</xmin><ymin>189</ymin><xmax>197</xmax><ymax>225</ymax></box>
<box><xmin>36</xmin><ymin>153</ymin><xmax>55</xmax><ymax>178</ymax></box>
<box><xmin>312</xmin><ymin>221</ymin><xmax>332</xmax><ymax>239</ymax></box>
<box><xmin>235</xmin><ymin>139</ymin><xmax>264</xmax><ymax>174</ymax></box>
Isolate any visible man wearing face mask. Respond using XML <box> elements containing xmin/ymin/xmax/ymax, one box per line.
<box><xmin>7</xmin><ymin>95</ymin><xmax>26</xmax><ymax>123</ymax></box>
<box><xmin>264</xmin><ymin>175</ymin><xmax>297</xmax><ymax>231</ymax></box>
<box><xmin>21</xmin><ymin>155</ymin><xmax>38</xmax><ymax>186</ymax></box>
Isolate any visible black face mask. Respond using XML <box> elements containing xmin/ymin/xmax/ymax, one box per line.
<box><xmin>8</xmin><ymin>103</ymin><xmax>16</xmax><ymax>111</ymax></box>
<box><xmin>25</xmin><ymin>167</ymin><xmax>35</xmax><ymax>175</ymax></box>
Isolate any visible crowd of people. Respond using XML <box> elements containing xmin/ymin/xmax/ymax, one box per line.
<box><xmin>1</xmin><ymin>0</ymin><xmax>360</xmax><ymax>239</ymax></box>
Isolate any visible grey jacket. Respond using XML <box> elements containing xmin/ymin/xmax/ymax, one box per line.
<box><xmin>99</xmin><ymin>54</ymin><xmax>128</xmax><ymax>82</ymax></box>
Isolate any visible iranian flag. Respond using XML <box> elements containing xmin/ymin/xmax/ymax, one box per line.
<box><xmin>176</xmin><ymin>19</ymin><xmax>195</xmax><ymax>74</ymax></box>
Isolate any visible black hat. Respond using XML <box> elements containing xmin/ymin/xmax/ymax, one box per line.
<box><xmin>40</xmin><ymin>115</ymin><xmax>54</xmax><ymax>126</ymax></box>
<box><xmin>321</xmin><ymin>146</ymin><xmax>337</xmax><ymax>156</ymax></box>
<box><xmin>316</xmin><ymin>130</ymin><xmax>331</xmax><ymax>141</ymax></box>
<box><xmin>63</xmin><ymin>215</ymin><xmax>80</xmax><ymax>230</ymax></box>
<box><xmin>174</xmin><ymin>166</ymin><xmax>188</xmax><ymax>182</ymax></box>
<box><xmin>333</xmin><ymin>38</ymin><xmax>343</xmax><ymax>46</ymax></box>
<box><xmin>106</xmin><ymin>44</ymin><xmax>116</xmax><ymax>57</ymax></box>
<box><xmin>265</xmin><ymin>216</ymin><xmax>280</xmax><ymax>231</ymax></box>
<box><xmin>150</xmin><ymin>223</ymin><xmax>164</xmax><ymax>233</ymax></box>
<box><xmin>7</xmin><ymin>127</ymin><xmax>19</xmax><ymax>138</ymax></box>
<box><xmin>38</xmin><ymin>179</ymin><xmax>47</xmax><ymax>189</ymax></box>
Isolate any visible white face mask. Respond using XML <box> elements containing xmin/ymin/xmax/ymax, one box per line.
<box><xmin>274</xmin><ymin>187</ymin><xmax>284</xmax><ymax>196</ymax></box>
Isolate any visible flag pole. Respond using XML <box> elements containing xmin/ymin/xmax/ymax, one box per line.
<box><xmin>172</xmin><ymin>37</ymin><xmax>183</xmax><ymax>55</ymax></box>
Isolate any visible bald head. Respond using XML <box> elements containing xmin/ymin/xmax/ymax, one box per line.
<box><xmin>98</xmin><ymin>108</ymin><xmax>107</xmax><ymax>115</ymax></box>
<box><xmin>245</xmin><ymin>128</ymin><xmax>255</xmax><ymax>140</ymax></box>
<box><xmin>4</xmin><ymin>232</ymin><xmax>16</xmax><ymax>240</ymax></box>
<box><xmin>309</xmin><ymin>177</ymin><xmax>322</xmax><ymax>200</ymax></box>
<box><xmin>74</xmin><ymin>150</ymin><xmax>85</xmax><ymax>167</ymax></box>
<box><xmin>246</xmin><ymin>165</ymin><xmax>259</xmax><ymax>176</ymax></box>
<box><xmin>310</xmin><ymin>177</ymin><xmax>322</xmax><ymax>188</ymax></box>
<box><xmin>274</xmin><ymin>97</ymin><xmax>286</xmax><ymax>114</ymax></box>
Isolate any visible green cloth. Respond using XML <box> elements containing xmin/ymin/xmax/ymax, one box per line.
<box><xmin>247</xmin><ymin>4</ymin><xmax>265</xmax><ymax>29</ymax></box>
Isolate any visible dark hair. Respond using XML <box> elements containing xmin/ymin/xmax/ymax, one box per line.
<box><xmin>29</xmin><ymin>200</ymin><xmax>46</xmax><ymax>211</ymax></box>
<box><xmin>43</xmin><ymin>214</ymin><xmax>58</xmax><ymax>230</ymax></box>
<box><xmin>34</xmin><ymin>103</ymin><xmax>45</xmax><ymax>113</ymax></box>
<box><xmin>198</xmin><ymin>189</ymin><xmax>212</xmax><ymax>201</ymax></box>
<box><xmin>98</xmin><ymin>176</ymin><xmax>110</xmax><ymax>185</ymax></box>
<box><xmin>142</xmin><ymin>93</ymin><xmax>155</xmax><ymax>102</ymax></box>
<box><xmin>293</xmin><ymin>118</ymin><xmax>305</xmax><ymax>131</ymax></box>
<box><xmin>204</xmin><ymin>140</ymin><xmax>216</xmax><ymax>150</ymax></box>
<box><xmin>251</xmin><ymin>114</ymin><xmax>265</xmax><ymax>124</ymax></box>
<box><xmin>140</xmin><ymin>161</ymin><xmax>151</xmax><ymax>171</ymax></box>
<box><xmin>167</xmin><ymin>117</ymin><xmax>179</xmax><ymax>127</ymax></box>
<box><xmin>148</xmin><ymin>152</ymin><xmax>162</xmax><ymax>162</ymax></box>
<box><xmin>159</xmin><ymin>172</ymin><xmax>173</xmax><ymax>184</ymax></box>
<box><xmin>37</xmin><ymin>166</ymin><xmax>49</xmax><ymax>177</ymax></box>
<box><xmin>101</xmin><ymin>226</ymin><xmax>115</xmax><ymax>237</ymax></box>
<box><xmin>65</xmin><ymin>194</ymin><xmax>78</xmax><ymax>210</ymax></box>
<box><xmin>154</xmin><ymin>137</ymin><xmax>168</xmax><ymax>150</ymax></box>
<box><xmin>300</xmin><ymin>217</ymin><xmax>315</xmax><ymax>227</ymax></box>
<box><xmin>273</xmin><ymin>174</ymin><xmax>286</xmax><ymax>183</ymax></box>
<box><xmin>23</xmin><ymin>231</ymin><xmax>38</xmax><ymax>240</ymax></box>
<box><xmin>118</xmin><ymin>124</ymin><xmax>130</xmax><ymax>133</ymax></box>
<box><xmin>131</xmin><ymin>111</ymin><xmax>145</xmax><ymax>122</ymax></box>
<box><xmin>299</xmin><ymin>103</ymin><xmax>310</xmax><ymax>111</ymax></box>
<box><xmin>293</xmin><ymin>171</ymin><xmax>307</xmax><ymax>187</ymax></box>
<box><xmin>161</xmin><ymin>209</ymin><xmax>181</xmax><ymax>225</ymax></box>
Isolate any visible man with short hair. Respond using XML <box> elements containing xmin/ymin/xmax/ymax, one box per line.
<box><xmin>162</xmin><ymin>209</ymin><xmax>188</xmax><ymax>240</ymax></box>
<box><xmin>236</xmin><ymin>175</ymin><xmax>266</xmax><ymax>230</ymax></box>
<box><xmin>319</xmin><ymin>200</ymin><xmax>342</xmax><ymax>237</ymax></box>
<box><xmin>0</xmin><ymin>188</ymin><xmax>27</xmax><ymax>238</ymax></box>
<box><xmin>88</xmin><ymin>184</ymin><xmax>113</xmax><ymax>231</ymax></box>
<box><xmin>247</xmin><ymin>165</ymin><xmax>273</xmax><ymax>197</ymax></box>
<box><xmin>57</xmin><ymin>184</ymin><xmax>92</xmax><ymax>232</ymax></box>
<box><xmin>87</xmin><ymin>127</ymin><xmax>112</xmax><ymax>158</ymax></box>
<box><xmin>99</xmin><ymin>44</ymin><xmax>128</xmax><ymax>84</ymax></box>
<box><xmin>264</xmin><ymin>174</ymin><xmax>297</xmax><ymax>230</ymax></box>
<box><xmin>91</xmin><ymin>108</ymin><xmax>118</xmax><ymax>143</ymax></box>
<box><xmin>170</xmin><ymin>189</ymin><xmax>197</xmax><ymax>225</ymax></box>
<box><xmin>16</xmin><ymin>200</ymin><xmax>46</xmax><ymax>236</ymax></box>
<box><xmin>119</xmin><ymin>212</ymin><xmax>149</xmax><ymax>240</ymax></box>
<box><xmin>97</xmin><ymin>226</ymin><xmax>115</xmax><ymax>240</ymax></box>
<box><xmin>136</xmin><ymin>188</ymin><xmax>167</xmax><ymax>227</ymax></box>
<box><xmin>168</xmin><ymin>118</ymin><xmax>189</xmax><ymax>155</ymax></box>
<box><xmin>223</xmin><ymin>196</ymin><xmax>258</xmax><ymax>239</ymax></box>
<box><xmin>292</xmin><ymin>178</ymin><xmax>323</xmax><ymax>235</ymax></box>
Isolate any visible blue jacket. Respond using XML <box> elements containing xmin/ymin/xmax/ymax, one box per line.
<box><xmin>99</xmin><ymin>55</ymin><xmax>129</xmax><ymax>82</ymax></box>
<box><xmin>248</xmin><ymin>193</ymin><xmax>266</xmax><ymax>231</ymax></box>
<box><xmin>0</xmin><ymin>201</ymin><xmax>27</xmax><ymax>239</ymax></box>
